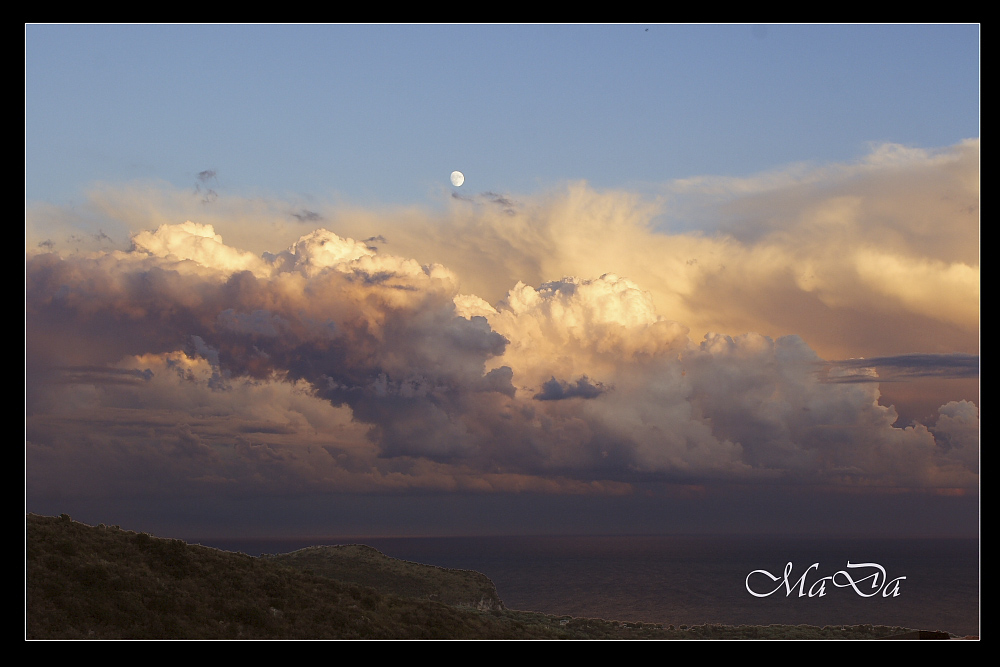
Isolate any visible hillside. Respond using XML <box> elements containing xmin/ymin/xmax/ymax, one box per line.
<box><xmin>264</xmin><ymin>544</ymin><xmax>503</xmax><ymax>611</ymax></box>
<box><xmin>26</xmin><ymin>514</ymin><xmax>934</xmax><ymax>639</ymax></box>
<box><xmin>26</xmin><ymin>514</ymin><xmax>549</xmax><ymax>639</ymax></box>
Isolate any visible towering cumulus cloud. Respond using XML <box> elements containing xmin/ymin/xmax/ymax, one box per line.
<box><xmin>25</xmin><ymin>141</ymin><xmax>978</xmax><ymax>510</ymax></box>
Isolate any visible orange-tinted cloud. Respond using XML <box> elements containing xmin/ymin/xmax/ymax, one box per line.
<box><xmin>26</xmin><ymin>187</ymin><xmax>979</xmax><ymax>501</ymax></box>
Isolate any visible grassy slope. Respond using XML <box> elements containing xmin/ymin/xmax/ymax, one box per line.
<box><xmin>26</xmin><ymin>514</ymin><xmax>928</xmax><ymax>640</ymax></box>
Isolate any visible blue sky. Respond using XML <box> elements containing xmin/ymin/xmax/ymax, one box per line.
<box><xmin>26</xmin><ymin>24</ymin><xmax>979</xmax><ymax>208</ymax></box>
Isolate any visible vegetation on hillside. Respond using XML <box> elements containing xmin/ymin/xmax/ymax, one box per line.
<box><xmin>26</xmin><ymin>514</ymin><xmax>934</xmax><ymax>640</ymax></box>
<box><xmin>264</xmin><ymin>544</ymin><xmax>503</xmax><ymax>611</ymax></box>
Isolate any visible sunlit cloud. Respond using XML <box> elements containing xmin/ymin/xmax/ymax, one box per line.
<box><xmin>26</xmin><ymin>139</ymin><xmax>980</xmax><ymax>505</ymax></box>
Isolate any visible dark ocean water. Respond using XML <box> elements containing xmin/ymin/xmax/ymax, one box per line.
<box><xmin>200</xmin><ymin>535</ymin><xmax>980</xmax><ymax>637</ymax></box>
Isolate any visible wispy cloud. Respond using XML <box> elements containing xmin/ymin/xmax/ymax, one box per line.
<box><xmin>195</xmin><ymin>168</ymin><xmax>218</xmax><ymax>204</ymax></box>
<box><xmin>291</xmin><ymin>209</ymin><xmax>323</xmax><ymax>222</ymax></box>
<box><xmin>824</xmin><ymin>353</ymin><xmax>980</xmax><ymax>383</ymax></box>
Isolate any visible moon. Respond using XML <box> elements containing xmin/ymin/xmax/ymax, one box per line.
<box><xmin>450</xmin><ymin>170</ymin><xmax>465</xmax><ymax>187</ymax></box>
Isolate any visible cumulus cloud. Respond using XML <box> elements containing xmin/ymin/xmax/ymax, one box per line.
<box><xmin>25</xmin><ymin>140</ymin><xmax>979</xmax><ymax>504</ymax></box>
<box><xmin>35</xmin><ymin>137</ymin><xmax>977</xmax><ymax>365</ymax></box>
<box><xmin>930</xmin><ymin>400</ymin><xmax>980</xmax><ymax>473</ymax></box>
<box><xmin>26</xmin><ymin>219</ymin><xmax>978</xmax><ymax>499</ymax></box>
<box><xmin>130</xmin><ymin>221</ymin><xmax>270</xmax><ymax>277</ymax></box>
<box><xmin>475</xmin><ymin>274</ymin><xmax>690</xmax><ymax>390</ymax></box>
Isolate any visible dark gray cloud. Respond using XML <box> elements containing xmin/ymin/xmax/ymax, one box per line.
<box><xmin>478</xmin><ymin>366</ymin><xmax>516</xmax><ymax>397</ymax></box>
<box><xmin>824</xmin><ymin>353</ymin><xmax>979</xmax><ymax>382</ymax></box>
<box><xmin>194</xmin><ymin>184</ymin><xmax>218</xmax><ymax>204</ymax></box>
<box><xmin>481</xmin><ymin>191</ymin><xmax>518</xmax><ymax>216</ymax></box>
<box><xmin>195</xmin><ymin>170</ymin><xmax>219</xmax><ymax>203</ymax></box>
<box><xmin>291</xmin><ymin>209</ymin><xmax>323</xmax><ymax>222</ymax></box>
<box><xmin>449</xmin><ymin>191</ymin><xmax>518</xmax><ymax>215</ymax></box>
<box><xmin>534</xmin><ymin>376</ymin><xmax>609</xmax><ymax>401</ymax></box>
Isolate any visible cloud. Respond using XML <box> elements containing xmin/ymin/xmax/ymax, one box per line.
<box><xmin>449</xmin><ymin>191</ymin><xmax>518</xmax><ymax>215</ymax></box>
<box><xmin>194</xmin><ymin>170</ymin><xmax>219</xmax><ymax>204</ymax></box>
<box><xmin>930</xmin><ymin>400</ymin><xmax>979</xmax><ymax>473</ymax></box>
<box><xmin>25</xmin><ymin>140</ymin><xmax>979</xmax><ymax>505</ymax></box>
<box><xmin>51</xmin><ymin>366</ymin><xmax>154</xmax><ymax>386</ymax></box>
<box><xmin>26</xmin><ymin>220</ymin><xmax>978</xmax><ymax>498</ymax></box>
<box><xmin>824</xmin><ymin>353</ymin><xmax>980</xmax><ymax>382</ymax></box>
<box><xmin>480</xmin><ymin>191</ymin><xmax>518</xmax><ymax>216</ymax></box>
<box><xmin>291</xmin><ymin>209</ymin><xmax>323</xmax><ymax>222</ymax></box>
<box><xmin>445</xmin><ymin>141</ymin><xmax>975</xmax><ymax>362</ymax></box>
<box><xmin>130</xmin><ymin>221</ymin><xmax>270</xmax><ymax>276</ymax></box>
<box><xmin>534</xmin><ymin>376</ymin><xmax>609</xmax><ymax>401</ymax></box>
<box><xmin>474</xmin><ymin>274</ymin><xmax>690</xmax><ymax>391</ymax></box>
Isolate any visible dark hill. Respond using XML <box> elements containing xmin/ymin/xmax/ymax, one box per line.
<box><xmin>264</xmin><ymin>544</ymin><xmax>504</xmax><ymax>611</ymax></box>
<box><xmin>26</xmin><ymin>514</ymin><xmax>935</xmax><ymax>639</ymax></box>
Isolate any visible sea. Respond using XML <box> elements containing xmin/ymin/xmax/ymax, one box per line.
<box><xmin>197</xmin><ymin>535</ymin><xmax>980</xmax><ymax>638</ymax></box>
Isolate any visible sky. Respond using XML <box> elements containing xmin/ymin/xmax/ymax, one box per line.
<box><xmin>25</xmin><ymin>24</ymin><xmax>979</xmax><ymax>540</ymax></box>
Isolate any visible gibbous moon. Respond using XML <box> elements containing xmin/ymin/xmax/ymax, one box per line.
<box><xmin>450</xmin><ymin>170</ymin><xmax>465</xmax><ymax>187</ymax></box>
